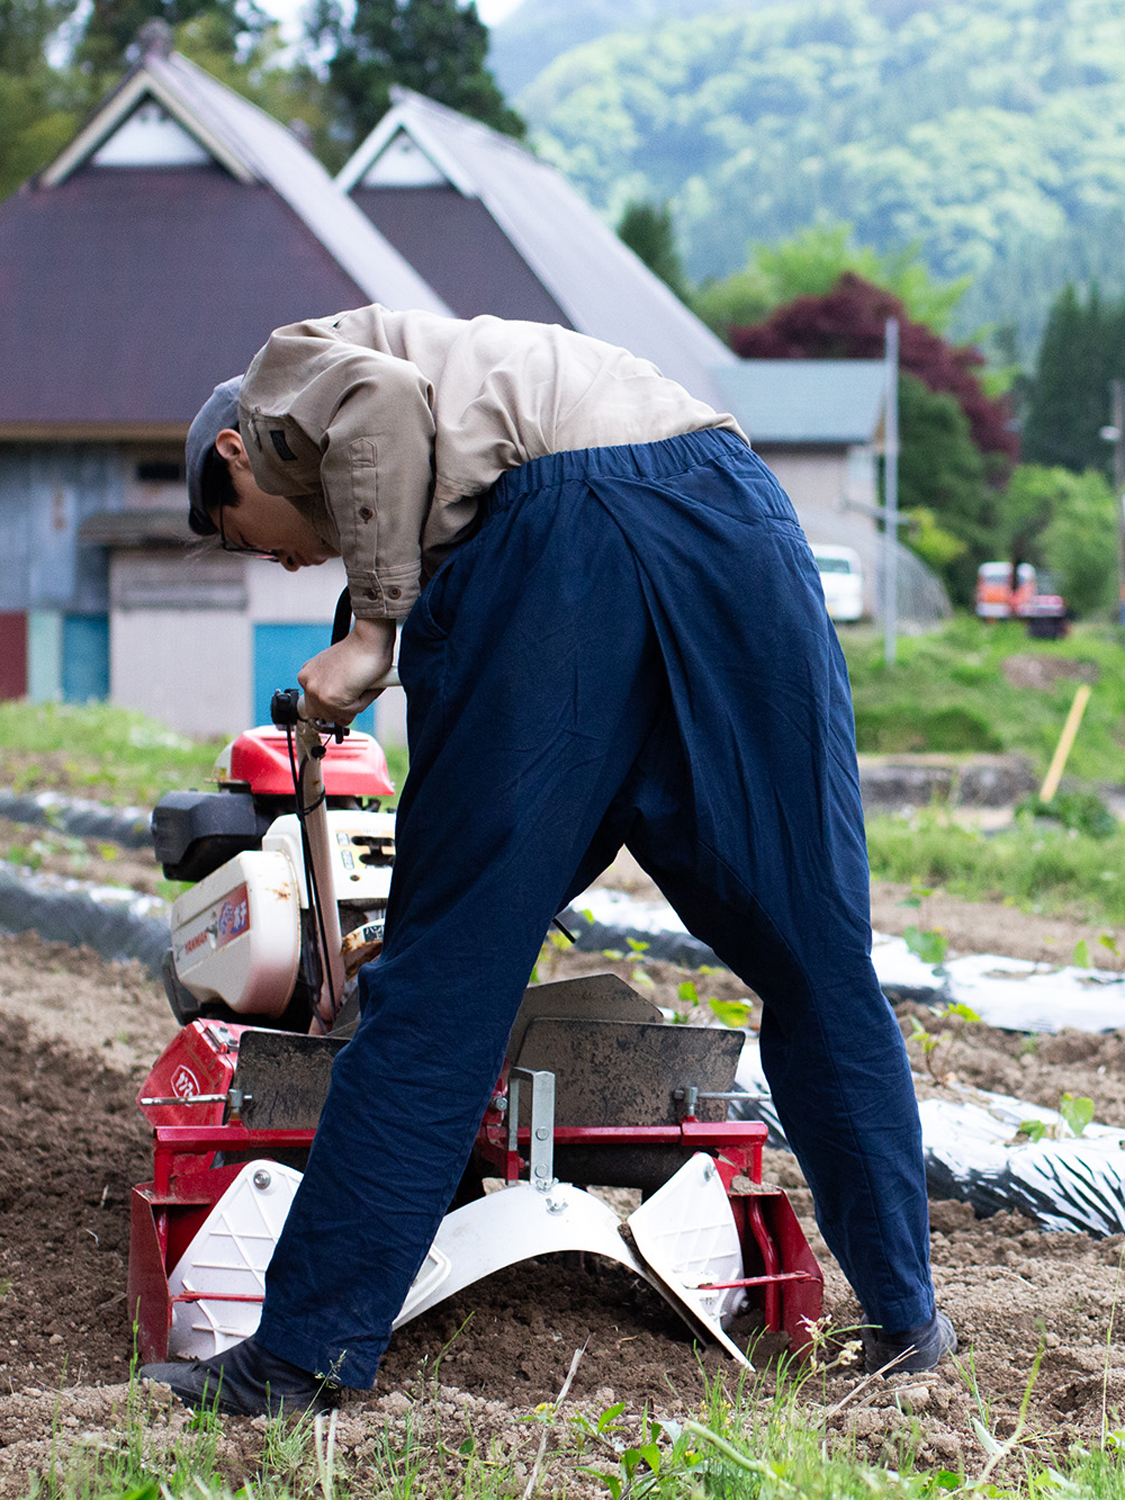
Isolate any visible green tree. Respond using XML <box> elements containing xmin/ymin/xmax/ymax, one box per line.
<box><xmin>0</xmin><ymin>0</ymin><xmax>70</xmax><ymax>71</ymax></box>
<box><xmin>896</xmin><ymin>373</ymin><xmax>995</xmax><ymax>606</ymax></box>
<box><xmin>902</xmin><ymin>505</ymin><xmax>966</xmax><ymax>576</ymax></box>
<box><xmin>76</xmin><ymin>0</ymin><xmax>269</xmax><ymax>76</ymax></box>
<box><xmin>0</xmin><ymin>77</ymin><xmax>79</xmax><ymax>199</ymax></box>
<box><xmin>0</xmin><ymin>2</ymin><xmax>80</xmax><ymax>201</ymax></box>
<box><xmin>309</xmin><ymin>0</ymin><xmax>524</xmax><ymax>168</ymax></box>
<box><xmin>1028</xmin><ymin>467</ymin><xmax>1118</xmax><ymax>617</ymax></box>
<box><xmin>693</xmin><ymin>223</ymin><xmax>969</xmax><ymax>337</ymax></box>
<box><xmin>616</xmin><ymin>199</ymin><xmax>690</xmax><ymax>302</ymax></box>
<box><xmin>999</xmin><ymin>463</ymin><xmax>1064</xmax><ymax>565</ymax></box>
<box><xmin>519</xmin><ymin>0</ymin><xmax>1125</xmax><ymax>354</ymax></box>
<box><xmin>1022</xmin><ymin>284</ymin><xmax>1125</xmax><ymax>477</ymax></box>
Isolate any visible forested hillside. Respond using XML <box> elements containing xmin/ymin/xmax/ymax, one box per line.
<box><xmin>515</xmin><ymin>0</ymin><xmax>1125</xmax><ymax>349</ymax></box>
<box><xmin>487</xmin><ymin>0</ymin><xmax>735</xmax><ymax>96</ymax></box>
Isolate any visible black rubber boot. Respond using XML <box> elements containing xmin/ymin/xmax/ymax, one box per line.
<box><xmin>140</xmin><ymin>1335</ymin><xmax>336</xmax><ymax>1417</ymax></box>
<box><xmin>862</xmin><ymin>1310</ymin><xmax>957</xmax><ymax>1375</ymax></box>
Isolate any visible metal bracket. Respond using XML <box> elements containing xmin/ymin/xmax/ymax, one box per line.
<box><xmin>508</xmin><ymin>1067</ymin><xmax>556</xmax><ymax>1192</ymax></box>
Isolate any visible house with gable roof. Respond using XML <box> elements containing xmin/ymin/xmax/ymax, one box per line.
<box><xmin>0</xmin><ymin>42</ymin><xmax>945</xmax><ymax>741</ymax></box>
<box><xmin>336</xmin><ymin>88</ymin><xmax>737</xmax><ymax>412</ymax></box>
<box><xmin>336</xmin><ymin>98</ymin><xmax>951</xmax><ymax>627</ymax></box>
<box><xmin>0</xmin><ymin>22</ymin><xmax>448</xmax><ymax>736</ymax></box>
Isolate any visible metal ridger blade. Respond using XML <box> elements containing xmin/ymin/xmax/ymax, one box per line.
<box><xmin>392</xmin><ymin>1181</ymin><xmax>644</xmax><ymax>1327</ymax></box>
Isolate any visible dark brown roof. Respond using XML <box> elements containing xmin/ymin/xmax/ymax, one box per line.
<box><xmin>349</xmin><ymin>185</ymin><xmax>571</xmax><ymax>326</ymax></box>
<box><xmin>0</xmin><ymin>165</ymin><xmax>369</xmax><ymax>429</ymax></box>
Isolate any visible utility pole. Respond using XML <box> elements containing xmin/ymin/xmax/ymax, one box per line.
<box><xmin>884</xmin><ymin>317</ymin><xmax>900</xmax><ymax>666</ymax></box>
<box><xmin>1100</xmin><ymin>381</ymin><xmax>1125</xmax><ymax>626</ymax></box>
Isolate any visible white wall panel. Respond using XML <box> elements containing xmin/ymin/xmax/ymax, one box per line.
<box><xmin>111</xmin><ymin>607</ymin><xmax>251</xmax><ymax>738</ymax></box>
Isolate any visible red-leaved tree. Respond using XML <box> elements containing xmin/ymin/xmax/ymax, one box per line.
<box><xmin>729</xmin><ymin>272</ymin><xmax>1017</xmax><ymax>464</ymax></box>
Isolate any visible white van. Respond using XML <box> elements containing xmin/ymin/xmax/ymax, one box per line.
<box><xmin>811</xmin><ymin>545</ymin><xmax>864</xmax><ymax>622</ymax></box>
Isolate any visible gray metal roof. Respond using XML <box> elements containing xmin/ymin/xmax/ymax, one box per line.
<box><xmin>43</xmin><ymin>48</ymin><xmax>450</xmax><ymax>318</ymax></box>
<box><xmin>713</xmin><ymin>361</ymin><xmax>886</xmax><ymax>445</ymax></box>
<box><xmin>338</xmin><ymin>90</ymin><xmax>736</xmax><ymax>409</ymax></box>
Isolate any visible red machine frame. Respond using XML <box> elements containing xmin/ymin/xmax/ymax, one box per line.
<box><xmin>130</xmin><ymin>1027</ymin><xmax>823</xmax><ymax>1365</ymax></box>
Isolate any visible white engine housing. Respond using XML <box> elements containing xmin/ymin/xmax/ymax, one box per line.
<box><xmin>170</xmin><ymin>850</ymin><xmax>301</xmax><ymax>1017</ymax></box>
<box><xmin>169</xmin><ymin>809</ymin><xmax>396</xmax><ymax>1016</ymax></box>
<box><xmin>263</xmin><ymin>809</ymin><xmax>395</xmax><ymax>908</ymax></box>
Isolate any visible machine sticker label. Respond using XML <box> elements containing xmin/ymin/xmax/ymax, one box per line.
<box><xmin>171</xmin><ymin>1065</ymin><xmax>200</xmax><ymax>1098</ymax></box>
<box><xmin>216</xmin><ymin>884</ymin><xmax>250</xmax><ymax>948</ymax></box>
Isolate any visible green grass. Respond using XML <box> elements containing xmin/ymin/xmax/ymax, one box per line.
<box><xmin>0</xmin><ymin>701</ymin><xmax>409</xmax><ymax>808</ymax></box>
<box><xmin>841</xmin><ymin>615</ymin><xmax>1125</xmax><ymax>783</ymax></box>
<box><xmin>2</xmin><ymin>614</ymin><xmax>1123</xmax><ymax>923</ymax></box>
<box><xmin>1</xmin><ymin>613</ymin><xmax>1118</xmax><ymax>805</ymax></box>
<box><xmin>866</xmin><ymin>809</ymin><xmax>1125</xmax><ymax>925</ymax></box>
<box><xmin>22</xmin><ymin>1348</ymin><xmax>1125</xmax><ymax>1500</ymax></box>
<box><xmin>0</xmin><ymin>701</ymin><xmax>228</xmax><ymax>806</ymax></box>
<box><xmin>840</xmin><ymin>612</ymin><xmax>1125</xmax><ymax>925</ymax></box>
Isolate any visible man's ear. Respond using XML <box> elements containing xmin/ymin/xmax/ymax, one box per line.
<box><xmin>215</xmin><ymin>428</ymin><xmax>250</xmax><ymax>468</ymax></box>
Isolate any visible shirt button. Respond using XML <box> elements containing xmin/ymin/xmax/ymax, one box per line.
<box><xmin>359</xmin><ymin>506</ymin><xmax>373</xmax><ymax>521</ymax></box>
<box><xmin>365</xmin><ymin>588</ymin><xmax>377</xmax><ymax>599</ymax></box>
<box><xmin>387</xmin><ymin>586</ymin><xmax>402</xmax><ymax>600</ymax></box>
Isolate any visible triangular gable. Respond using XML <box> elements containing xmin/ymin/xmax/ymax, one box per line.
<box><xmin>0</xmin><ymin>43</ymin><xmax>454</xmax><ymax>431</ymax></box>
<box><xmin>43</xmin><ymin>68</ymin><xmax>251</xmax><ymax>185</ymax></box>
<box><xmin>91</xmin><ymin>98</ymin><xmax>211</xmax><ymax>168</ymax></box>
<box><xmin>339</xmin><ymin>108</ymin><xmax>477</xmax><ymax>198</ymax></box>
<box><xmin>36</xmin><ymin>47</ymin><xmax>449</xmax><ymax>316</ymax></box>
<box><xmin>355</xmin><ymin>127</ymin><xmax>449</xmax><ymax>189</ymax></box>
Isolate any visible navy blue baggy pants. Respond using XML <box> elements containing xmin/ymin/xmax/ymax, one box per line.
<box><xmin>256</xmin><ymin>429</ymin><xmax>934</xmax><ymax>1387</ymax></box>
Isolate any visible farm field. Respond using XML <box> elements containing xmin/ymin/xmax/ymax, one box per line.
<box><xmin>2</xmin><ymin>894</ymin><xmax>1125</xmax><ymax>1492</ymax></box>
<box><xmin>3</xmin><ymin>621</ymin><xmax>1125</xmax><ymax>1492</ymax></box>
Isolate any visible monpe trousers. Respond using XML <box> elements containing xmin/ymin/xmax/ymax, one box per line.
<box><xmin>256</xmin><ymin>429</ymin><xmax>934</xmax><ymax>1387</ymax></box>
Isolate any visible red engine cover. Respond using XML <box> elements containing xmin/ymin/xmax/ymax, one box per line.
<box><xmin>228</xmin><ymin>727</ymin><xmax>395</xmax><ymax>798</ymax></box>
<box><xmin>138</xmin><ymin>1020</ymin><xmax>241</xmax><ymax>1129</ymax></box>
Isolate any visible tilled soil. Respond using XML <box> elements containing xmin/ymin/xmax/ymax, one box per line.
<box><xmin>2</xmin><ymin>898</ymin><xmax>1125</xmax><ymax>1491</ymax></box>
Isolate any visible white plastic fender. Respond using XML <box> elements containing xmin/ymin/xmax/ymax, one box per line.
<box><xmin>625</xmin><ymin>1153</ymin><xmax>750</xmax><ymax>1366</ymax></box>
<box><xmin>167</xmin><ymin>1160</ymin><xmax>304</xmax><ymax>1358</ymax></box>
<box><xmin>392</xmin><ymin>1181</ymin><xmax>647</xmax><ymax>1327</ymax></box>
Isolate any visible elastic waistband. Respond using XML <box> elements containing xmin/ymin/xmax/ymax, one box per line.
<box><xmin>485</xmin><ymin>427</ymin><xmax>753</xmax><ymax>514</ymax></box>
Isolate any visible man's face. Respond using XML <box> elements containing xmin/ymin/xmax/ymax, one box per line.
<box><xmin>213</xmin><ymin>430</ymin><xmax>338</xmax><ymax>572</ymax></box>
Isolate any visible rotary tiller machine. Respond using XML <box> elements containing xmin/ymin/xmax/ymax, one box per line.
<box><xmin>129</xmin><ymin>687</ymin><xmax>823</xmax><ymax>1372</ymax></box>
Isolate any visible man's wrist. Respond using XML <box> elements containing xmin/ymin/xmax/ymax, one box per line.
<box><xmin>350</xmin><ymin>616</ymin><xmax>397</xmax><ymax>643</ymax></box>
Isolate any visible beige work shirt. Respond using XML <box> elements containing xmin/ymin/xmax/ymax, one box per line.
<box><xmin>238</xmin><ymin>304</ymin><xmax>746</xmax><ymax>620</ymax></box>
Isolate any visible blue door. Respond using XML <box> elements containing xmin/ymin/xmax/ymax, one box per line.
<box><xmin>253</xmin><ymin>623</ymin><xmax>376</xmax><ymax>734</ymax></box>
<box><xmin>62</xmin><ymin>614</ymin><xmax>109</xmax><ymax>702</ymax></box>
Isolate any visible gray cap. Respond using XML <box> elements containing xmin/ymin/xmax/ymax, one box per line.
<box><xmin>185</xmin><ymin>376</ymin><xmax>243</xmax><ymax>535</ymax></box>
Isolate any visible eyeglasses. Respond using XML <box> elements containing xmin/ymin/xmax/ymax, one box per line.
<box><xmin>217</xmin><ymin>500</ymin><xmax>279</xmax><ymax>561</ymax></box>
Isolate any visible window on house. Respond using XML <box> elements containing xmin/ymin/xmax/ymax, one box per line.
<box><xmin>137</xmin><ymin>460</ymin><xmax>184</xmax><ymax>482</ymax></box>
